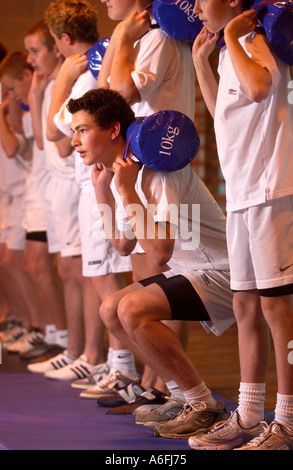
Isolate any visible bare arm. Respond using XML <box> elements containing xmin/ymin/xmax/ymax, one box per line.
<box><xmin>192</xmin><ymin>28</ymin><xmax>219</xmax><ymax>118</ymax></box>
<box><xmin>109</xmin><ymin>11</ymin><xmax>151</xmax><ymax>105</ymax></box>
<box><xmin>46</xmin><ymin>54</ymin><xmax>88</xmax><ymax>142</ymax></box>
<box><xmin>92</xmin><ymin>163</ymin><xmax>137</xmax><ymax>256</ymax></box>
<box><xmin>224</xmin><ymin>10</ymin><xmax>272</xmax><ymax>102</ymax></box>
<box><xmin>28</xmin><ymin>72</ymin><xmax>50</xmax><ymax>150</ymax></box>
<box><xmin>0</xmin><ymin>101</ymin><xmax>25</xmax><ymax>158</ymax></box>
<box><xmin>113</xmin><ymin>157</ymin><xmax>175</xmax><ymax>266</ymax></box>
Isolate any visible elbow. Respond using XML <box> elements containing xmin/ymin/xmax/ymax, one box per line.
<box><xmin>46</xmin><ymin>126</ymin><xmax>61</xmax><ymax>142</ymax></box>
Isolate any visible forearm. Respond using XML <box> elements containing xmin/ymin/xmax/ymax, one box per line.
<box><xmin>109</xmin><ymin>33</ymin><xmax>140</xmax><ymax>104</ymax></box>
<box><xmin>0</xmin><ymin>111</ymin><xmax>21</xmax><ymax>158</ymax></box>
<box><xmin>28</xmin><ymin>90</ymin><xmax>44</xmax><ymax>150</ymax></box>
<box><xmin>119</xmin><ymin>187</ymin><xmax>174</xmax><ymax>266</ymax></box>
<box><xmin>94</xmin><ymin>185</ymin><xmax>136</xmax><ymax>256</ymax></box>
<box><xmin>225</xmin><ymin>31</ymin><xmax>272</xmax><ymax>102</ymax></box>
<box><xmin>46</xmin><ymin>77</ymin><xmax>74</xmax><ymax>142</ymax></box>
<box><xmin>193</xmin><ymin>55</ymin><xmax>218</xmax><ymax>118</ymax></box>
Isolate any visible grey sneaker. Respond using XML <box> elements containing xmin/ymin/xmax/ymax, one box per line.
<box><xmin>135</xmin><ymin>397</ymin><xmax>184</xmax><ymax>428</ymax></box>
<box><xmin>236</xmin><ymin>421</ymin><xmax>293</xmax><ymax>450</ymax></box>
<box><xmin>154</xmin><ymin>401</ymin><xmax>227</xmax><ymax>439</ymax></box>
<box><xmin>188</xmin><ymin>409</ymin><xmax>264</xmax><ymax>450</ymax></box>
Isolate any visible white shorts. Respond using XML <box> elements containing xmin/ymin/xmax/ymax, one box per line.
<box><xmin>227</xmin><ymin>195</ymin><xmax>293</xmax><ymax>293</ymax></box>
<box><xmin>140</xmin><ymin>269</ymin><xmax>235</xmax><ymax>336</ymax></box>
<box><xmin>3</xmin><ymin>195</ymin><xmax>26</xmax><ymax>250</ymax></box>
<box><xmin>78</xmin><ymin>188</ymin><xmax>132</xmax><ymax>277</ymax></box>
<box><xmin>43</xmin><ymin>174</ymin><xmax>81</xmax><ymax>257</ymax></box>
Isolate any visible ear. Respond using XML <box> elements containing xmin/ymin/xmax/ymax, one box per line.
<box><xmin>62</xmin><ymin>32</ymin><xmax>75</xmax><ymax>46</ymax></box>
<box><xmin>229</xmin><ymin>0</ymin><xmax>242</xmax><ymax>8</ymax></box>
<box><xmin>110</xmin><ymin>121</ymin><xmax>121</xmax><ymax>140</ymax></box>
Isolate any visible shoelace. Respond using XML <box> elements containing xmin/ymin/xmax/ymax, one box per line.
<box><xmin>246</xmin><ymin>421</ymin><xmax>291</xmax><ymax>448</ymax></box>
<box><xmin>176</xmin><ymin>401</ymin><xmax>207</xmax><ymax>421</ymax></box>
<box><xmin>98</xmin><ymin>371</ymin><xmax>119</xmax><ymax>390</ymax></box>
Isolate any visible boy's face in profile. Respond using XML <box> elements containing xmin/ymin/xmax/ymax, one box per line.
<box><xmin>71</xmin><ymin>110</ymin><xmax>116</xmax><ymax>167</ymax></box>
<box><xmin>101</xmin><ymin>0</ymin><xmax>143</xmax><ymax>21</ymax></box>
<box><xmin>24</xmin><ymin>33</ymin><xmax>59</xmax><ymax>77</ymax></box>
<box><xmin>194</xmin><ymin>0</ymin><xmax>236</xmax><ymax>33</ymax></box>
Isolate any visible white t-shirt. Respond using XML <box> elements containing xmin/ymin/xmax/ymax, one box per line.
<box><xmin>43</xmin><ymin>80</ymin><xmax>76</xmax><ymax>180</ymax></box>
<box><xmin>113</xmin><ymin>164</ymin><xmax>229</xmax><ymax>273</ymax></box>
<box><xmin>131</xmin><ymin>27</ymin><xmax>195</xmax><ymax>120</ymax></box>
<box><xmin>53</xmin><ymin>70</ymin><xmax>97</xmax><ymax>189</ymax></box>
<box><xmin>215</xmin><ymin>32</ymin><xmax>293</xmax><ymax>212</ymax></box>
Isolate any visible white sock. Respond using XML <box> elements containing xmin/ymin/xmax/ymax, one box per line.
<box><xmin>238</xmin><ymin>382</ymin><xmax>266</xmax><ymax>428</ymax></box>
<box><xmin>55</xmin><ymin>329</ymin><xmax>68</xmax><ymax>348</ymax></box>
<box><xmin>183</xmin><ymin>381</ymin><xmax>217</xmax><ymax>408</ymax></box>
<box><xmin>45</xmin><ymin>324</ymin><xmax>56</xmax><ymax>344</ymax></box>
<box><xmin>111</xmin><ymin>349</ymin><xmax>137</xmax><ymax>377</ymax></box>
<box><xmin>165</xmin><ymin>380</ymin><xmax>185</xmax><ymax>402</ymax></box>
<box><xmin>275</xmin><ymin>393</ymin><xmax>293</xmax><ymax>430</ymax></box>
<box><xmin>107</xmin><ymin>347</ymin><xmax>114</xmax><ymax>367</ymax></box>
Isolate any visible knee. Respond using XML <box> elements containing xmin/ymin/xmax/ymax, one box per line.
<box><xmin>117</xmin><ymin>294</ymin><xmax>143</xmax><ymax>336</ymax></box>
<box><xmin>100</xmin><ymin>294</ymin><xmax>121</xmax><ymax>333</ymax></box>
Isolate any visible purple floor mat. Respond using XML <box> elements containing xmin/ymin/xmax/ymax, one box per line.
<box><xmin>0</xmin><ymin>373</ymin><xmax>239</xmax><ymax>451</ymax></box>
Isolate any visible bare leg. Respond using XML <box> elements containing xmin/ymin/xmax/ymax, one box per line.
<box><xmin>57</xmin><ymin>254</ymin><xmax>84</xmax><ymax>358</ymax></box>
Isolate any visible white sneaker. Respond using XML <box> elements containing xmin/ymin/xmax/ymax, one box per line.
<box><xmin>71</xmin><ymin>362</ymin><xmax>110</xmax><ymax>389</ymax></box>
<box><xmin>44</xmin><ymin>355</ymin><xmax>102</xmax><ymax>381</ymax></box>
<box><xmin>27</xmin><ymin>350</ymin><xmax>76</xmax><ymax>374</ymax></box>
<box><xmin>0</xmin><ymin>325</ymin><xmax>27</xmax><ymax>348</ymax></box>
<box><xmin>80</xmin><ymin>367</ymin><xmax>140</xmax><ymax>400</ymax></box>
<box><xmin>7</xmin><ymin>329</ymin><xmax>44</xmax><ymax>354</ymax></box>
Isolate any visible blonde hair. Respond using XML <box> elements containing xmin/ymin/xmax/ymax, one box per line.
<box><xmin>0</xmin><ymin>51</ymin><xmax>33</xmax><ymax>81</ymax></box>
<box><xmin>45</xmin><ymin>0</ymin><xmax>99</xmax><ymax>44</ymax></box>
<box><xmin>25</xmin><ymin>20</ymin><xmax>56</xmax><ymax>52</ymax></box>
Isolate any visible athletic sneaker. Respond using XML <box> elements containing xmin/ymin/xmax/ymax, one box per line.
<box><xmin>135</xmin><ymin>397</ymin><xmax>184</xmax><ymax>428</ymax></box>
<box><xmin>27</xmin><ymin>350</ymin><xmax>76</xmax><ymax>374</ymax></box>
<box><xmin>235</xmin><ymin>421</ymin><xmax>293</xmax><ymax>450</ymax></box>
<box><xmin>71</xmin><ymin>362</ymin><xmax>110</xmax><ymax>390</ymax></box>
<box><xmin>6</xmin><ymin>328</ymin><xmax>44</xmax><ymax>354</ymax></box>
<box><xmin>154</xmin><ymin>401</ymin><xmax>227</xmax><ymax>439</ymax></box>
<box><xmin>97</xmin><ymin>382</ymin><xmax>145</xmax><ymax>408</ymax></box>
<box><xmin>0</xmin><ymin>325</ymin><xmax>27</xmax><ymax>348</ymax></box>
<box><xmin>107</xmin><ymin>388</ymin><xmax>167</xmax><ymax>415</ymax></box>
<box><xmin>188</xmin><ymin>409</ymin><xmax>264</xmax><ymax>450</ymax></box>
<box><xmin>79</xmin><ymin>367</ymin><xmax>140</xmax><ymax>400</ymax></box>
<box><xmin>44</xmin><ymin>355</ymin><xmax>102</xmax><ymax>381</ymax></box>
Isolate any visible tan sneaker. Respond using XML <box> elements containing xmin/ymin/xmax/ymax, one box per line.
<box><xmin>236</xmin><ymin>421</ymin><xmax>293</xmax><ymax>450</ymax></box>
<box><xmin>189</xmin><ymin>409</ymin><xmax>264</xmax><ymax>450</ymax></box>
<box><xmin>153</xmin><ymin>401</ymin><xmax>227</xmax><ymax>439</ymax></box>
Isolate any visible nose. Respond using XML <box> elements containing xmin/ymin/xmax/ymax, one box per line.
<box><xmin>71</xmin><ymin>133</ymin><xmax>79</xmax><ymax>148</ymax></box>
<box><xmin>193</xmin><ymin>0</ymin><xmax>201</xmax><ymax>14</ymax></box>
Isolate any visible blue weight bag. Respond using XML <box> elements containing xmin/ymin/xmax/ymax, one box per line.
<box><xmin>123</xmin><ymin>110</ymin><xmax>200</xmax><ymax>172</ymax></box>
<box><xmin>253</xmin><ymin>0</ymin><xmax>293</xmax><ymax>65</ymax></box>
<box><xmin>87</xmin><ymin>37</ymin><xmax>110</xmax><ymax>79</ymax></box>
<box><xmin>151</xmin><ymin>0</ymin><xmax>203</xmax><ymax>42</ymax></box>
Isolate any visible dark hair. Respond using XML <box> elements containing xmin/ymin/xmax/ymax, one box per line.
<box><xmin>0</xmin><ymin>51</ymin><xmax>33</xmax><ymax>80</ymax></box>
<box><xmin>67</xmin><ymin>88</ymin><xmax>135</xmax><ymax>140</ymax></box>
<box><xmin>242</xmin><ymin>0</ymin><xmax>255</xmax><ymax>10</ymax></box>
<box><xmin>0</xmin><ymin>43</ymin><xmax>7</xmax><ymax>63</ymax></box>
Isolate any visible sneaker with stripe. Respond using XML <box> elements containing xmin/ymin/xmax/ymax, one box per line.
<box><xmin>71</xmin><ymin>362</ymin><xmax>110</xmax><ymax>389</ymax></box>
<box><xmin>27</xmin><ymin>350</ymin><xmax>76</xmax><ymax>374</ymax></box>
<box><xmin>79</xmin><ymin>368</ymin><xmax>140</xmax><ymax>400</ymax></box>
<box><xmin>44</xmin><ymin>355</ymin><xmax>101</xmax><ymax>381</ymax></box>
